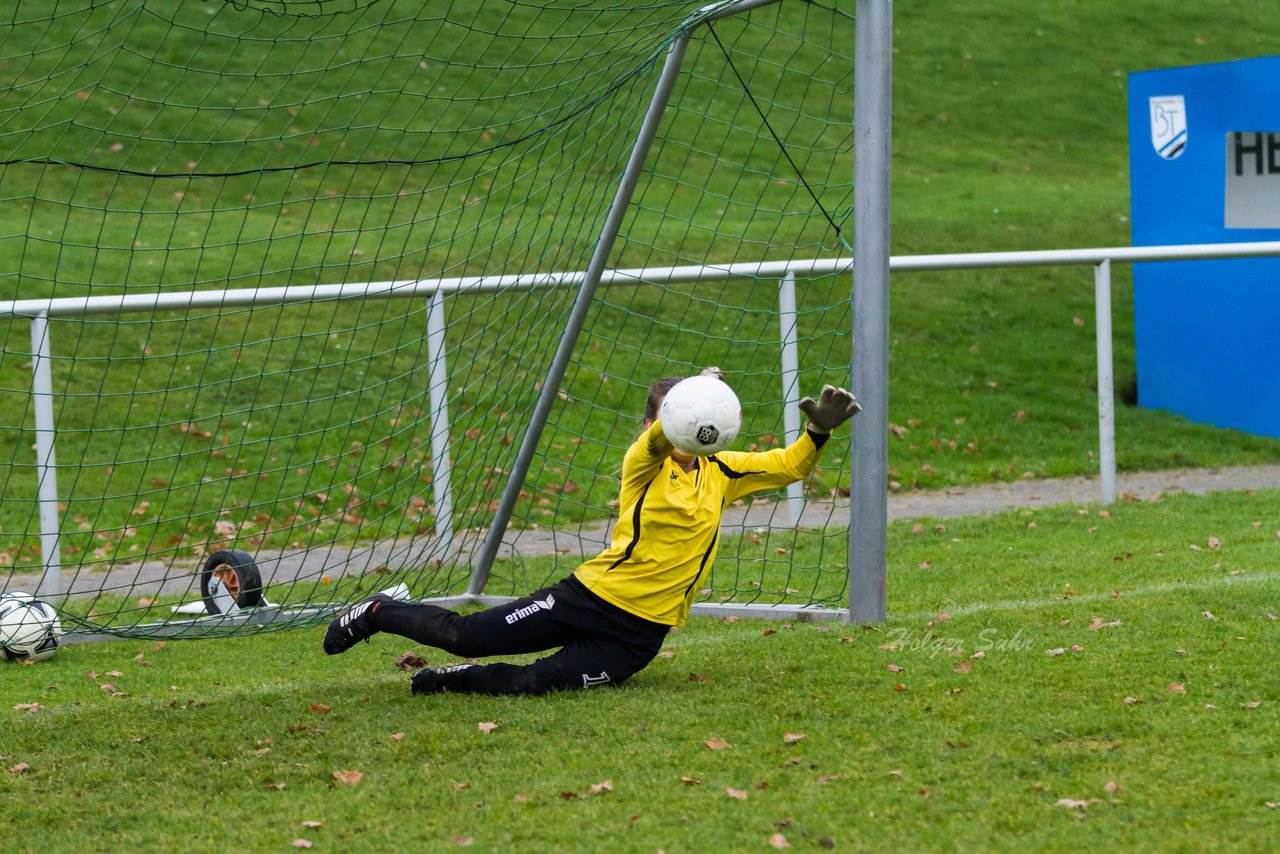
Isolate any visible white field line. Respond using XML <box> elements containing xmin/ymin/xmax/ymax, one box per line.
<box><xmin>894</xmin><ymin>570</ymin><xmax>1277</xmax><ymax>623</ymax></box>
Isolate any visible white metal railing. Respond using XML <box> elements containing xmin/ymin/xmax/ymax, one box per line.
<box><xmin>7</xmin><ymin>239</ymin><xmax>1280</xmax><ymax>598</ymax></box>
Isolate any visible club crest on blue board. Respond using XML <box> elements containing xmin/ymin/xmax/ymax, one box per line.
<box><xmin>1149</xmin><ymin>95</ymin><xmax>1187</xmax><ymax>160</ymax></box>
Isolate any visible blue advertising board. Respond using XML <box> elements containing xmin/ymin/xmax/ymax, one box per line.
<box><xmin>1128</xmin><ymin>56</ymin><xmax>1280</xmax><ymax>438</ymax></box>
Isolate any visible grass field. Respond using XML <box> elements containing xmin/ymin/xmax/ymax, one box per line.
<box><xmin>4</xmin><ymin>490</ymin><xmax>1278</xmax><ymax>850</ymax></box>
<box><xmin>4</xmin><ymin>4</ymin><xmax>1279</xmax><ymax>851</ymax></box>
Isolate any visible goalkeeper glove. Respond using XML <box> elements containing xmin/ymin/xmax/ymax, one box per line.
<box><xmin>799</xmin><ymin>385</ymin><xmax>861</xmax><ymax>433</ymax></box>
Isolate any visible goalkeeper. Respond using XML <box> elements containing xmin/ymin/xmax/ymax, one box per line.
<box><xmin>323</xmin><ymin>371</ymin><xmax>860</xmax><ymax>695</ymax></box>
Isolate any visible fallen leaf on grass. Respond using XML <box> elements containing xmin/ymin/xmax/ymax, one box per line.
<box><xmin>394</xmin><ymin>652</ymin><xmax>429</xmax><ymax>671</ymax></box>
<box><xmin>1201</xmin><ymin>611</ymin><xmax>1216</xmax><ymax>621</ymax></box>
<box><xmin>390</xmin><ymin>732</ymin><xmax>405</xmax><ymax>741</ymax></box>
<box><xmin>1241</xmin><ymin>701</ymin><xmax>1262</xmax><ymax>709</ymax></box>
<box><xmin>1105</xmin><ymin>780</ymin><xmax>1125</xmax><ymax>795</ymax></box>
<box><xmin>953</xmin><ymin>661</ymin><xmax>973</xmax><ymax>674</ymax></box>
<box><xmin>590</xmin><ymin>780</ymin><xmax>613</xmax><ymax>795</ymax></box>
<box><xmin>1089</xmin><ymin>617</ymin><xmax>1122</xmax><ymax>631</ymax></box>
<box><xmin>1046</xmin><ymin>648</ymin><xmax>1066</xmax><ymax>656</ymax></box>
<box><xmin>290</xmin><ymin>840</ymin><xmax>313</xmax><ymax>850</ymax></box>
<box><xmin>477</xmin><ymin>721</ymin><xmax>498</xmax><ymax>735</ymax></box>
<box><xmin>783</xmin><ymin>732</ymin><xmax>806</xmax><ymax>744</ymax></box>
<box><xmin>1266</xmin><ymin>802</ymin><xmax>1279</xmax><ymax>809</ymax></box>
<box><xmin>1056</xmin><ymin>798</ymin><xmax>1100</xmax><ymax>809</ymax></box>
<box><xmin>265</xmin><ymin>782</ymin><xmax>287</xmax><ymax>790</ymax></box>
<box><xmin>309</xmin><ymin>703</ymin><xmax>331</xmax><ymax>714</ymax></box>
<box><xmin>680</xmin><ymin>776</ymin><xmax>701</xmax><ymax>785</ymax></box>
<box><xmin>452</xmin><ymin>782</ymin><xmax>472</xmax><ymax>791</ymax></box>
<box><xmin>705</xmin><ymin>738</ymin><xmax>732</xmax><ymax>750</ymax></box>
<box><xmin>726</xmin><ymin>788</ymin><xmax>749</xmax><ymax>800</ymax></box>
<box><xmin>1123</xmin><ymin>697</ymin><xmax>1143</xmax><ymax>705</ymax></box>
<box><xmin>886</xmin><ymin>663</ymin><xmax>904</xmax><ymax>673</ymax></box>
<box><xmin>300</xmin><ymin>821</ymin><xmax>323</xmax><ymax>829</ymax></box>
<box><xmin>769</xmin><ymin>833</ymin><xmax>790</xmax><ymax>849</ymax></box>
<box><xmin>12</xmin><ymin>704</ymin><xmax>42</xmax><ymax>712</ymax></box>
<box><xmin>8</xmin><ymin>763</ymin><xmax>29</xmax><ymax>774</ymax></box>
<box><xmin>1168</xmin><ymin>683</ymin><xmax>1187</xmax><ymax>694</ymax></box>
<box><xmin>688</xmin><ymin>672</ymin><xmax>710</xmax><ymax>683</ymax></box>
<box><xmin>452</xmin><ymin>837</ymin><xmax>473</xmax><ymax>847</ymax></box>
<box><xmin>332</xmin><ymin>770</ymin><xmax>364</xmax><ymax>786</ymax></box>
<box><xmin>1207</xmin><ymin>536</ymin><xmax>1221</xmax><ymax>549</ymax></box>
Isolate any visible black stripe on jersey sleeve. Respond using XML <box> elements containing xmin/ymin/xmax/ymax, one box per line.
<box><xmin>606</xmin><ymin>480</ymin><xmax>651</xmax><ymax>571</ymax></box>
<box><xmin>707</xmin><ymin>456</ymin><xmax>764</xmax><ymax>479</ymax></box>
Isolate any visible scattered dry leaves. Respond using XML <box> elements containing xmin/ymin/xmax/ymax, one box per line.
<box><xmin>1056</xmin><ymin>798</ymin><xmax>1100</xmax><ymax>810</ymax></box>
<box><xmin>394</xmin><ymin>652</ymin><xmax>429</xmax><ymax>671</ymax></box>
<box><xmin>332</xmin><ymin>770</ymin><xmax>364</xmax><ymax>787</ymax></box>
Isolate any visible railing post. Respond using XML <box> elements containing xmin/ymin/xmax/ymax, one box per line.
<box><xmin>777</xmin><ymin>272</ymin><xmax>804</xmax><ymax>525</ymax></box>
<box><xmin>425</xmin><ymin>289</ymin><xmax>455</xmax><ymax>560</ymax></box>
<box><xmin>29</xmin><ymin>313</ymin><xmax>63</xmax><ymax>600</ymax></box>
<box><xmin>1094</xmin><ymin>259</ymin><xmax>1117</xmax><ymax>505</ymax></box>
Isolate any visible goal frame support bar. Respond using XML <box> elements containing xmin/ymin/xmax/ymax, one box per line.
<box><xmin>465</xmin><ymin>0</ymin><xmax>787</xmax><ymax>597</ymax></box>
<box><xmin>60</xmin><ymin>594</ymin><xmax>845</xmax><ymax>644</ymax></box>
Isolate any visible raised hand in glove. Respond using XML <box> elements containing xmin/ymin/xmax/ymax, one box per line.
<box><xmin>799</xmin><ymin>385</ymin><xmax>861</xmax><ymax>434</ymax></box>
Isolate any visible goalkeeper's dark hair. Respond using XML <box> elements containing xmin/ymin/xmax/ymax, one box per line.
<box><xmin>643</xmin><ymin>367</ymin><xmax>729</xmax><ymax>423</ymax></box>
<box><xmin>644</xmin><ymin>377</ymin><xmax>684</xmax><ymax>423</ymax></box>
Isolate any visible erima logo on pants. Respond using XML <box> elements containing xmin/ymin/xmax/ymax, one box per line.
<box><xmin>504</xmin><ymin>594</ymin><xmax>555</xmax><ymax>624</ymax></box>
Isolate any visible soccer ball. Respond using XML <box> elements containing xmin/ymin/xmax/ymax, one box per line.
<box><xmin>660</xmin><ymin>375</ymin><xmax>742</xmax><ymax>456</ymax></box>
<box><xmin>0</xmin><ymin>595</ymin><xmax>62</xmax><ymax>663</ymax></box>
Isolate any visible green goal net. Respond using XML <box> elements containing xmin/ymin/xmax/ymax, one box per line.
<box><xmin>0</xmin><ymin>0</ymin><xmax>855</xmax><ymax>639</ymax></box>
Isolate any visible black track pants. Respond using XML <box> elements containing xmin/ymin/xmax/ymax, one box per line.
<box><xmin>371</xmin><ymin>575</ymin><xmax>670</xmax><ymax>695</ymax></box>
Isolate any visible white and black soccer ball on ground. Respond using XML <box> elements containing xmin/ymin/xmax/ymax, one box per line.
<box><xmin>660</xmin><ymin>375</ymin><xmax>742</xmax><ymax>456</ymax></box>
<box><xmin>0</xmin><ymin>593</ymin><xmax>62</xmax><ymax>663</ymax></box>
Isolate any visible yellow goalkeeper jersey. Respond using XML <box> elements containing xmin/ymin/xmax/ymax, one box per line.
<box><xmin>573</xmin><ymin>420</ymin><xmax>827</xmax><ymax>626</ymax></box>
